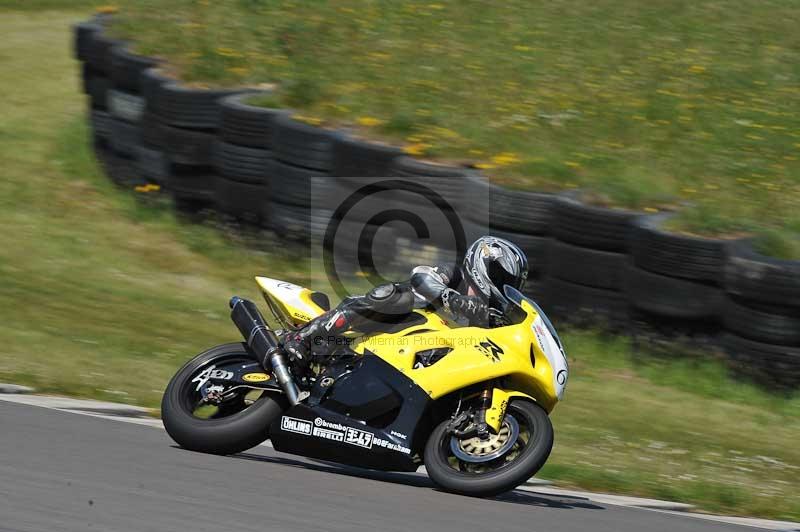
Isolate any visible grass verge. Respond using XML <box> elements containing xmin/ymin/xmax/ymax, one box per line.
<box><xmin>0</xmin><ymin>7</ymin><xmax>798</xmax><ymax>520</ymax></box>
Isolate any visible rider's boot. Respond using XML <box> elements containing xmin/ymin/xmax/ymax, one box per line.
<box><xmin>283</xmin><ymin>308</ymin><xmax>353</xmax><ymax>369</ymax></box>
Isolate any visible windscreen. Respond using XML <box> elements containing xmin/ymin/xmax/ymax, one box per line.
<box><xmin>503</xmin><ymin>285</ymin><xmax>564</xmax><ymax>353</ymax></box>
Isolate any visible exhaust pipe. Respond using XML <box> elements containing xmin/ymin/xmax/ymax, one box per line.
<box><xmin>229</xmin><ymin>296</ymin><xmax>301</xmax><ymax>405</ymax></box>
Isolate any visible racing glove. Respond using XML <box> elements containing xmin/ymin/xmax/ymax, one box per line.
<box><xmin>410</xmin><ymin>265</ymin><xmax>503</xmax><ymax>327</ymax></box>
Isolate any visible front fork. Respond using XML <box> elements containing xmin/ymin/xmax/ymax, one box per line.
<box><xmin>447</xmin><ymin>385</ymin><xmax>494</xmax><ymax>439</ymax></box>
<box><xmin>475</xmin><ymin>387</ymin><xmax>493</xmax><ymax>439</ymax></box>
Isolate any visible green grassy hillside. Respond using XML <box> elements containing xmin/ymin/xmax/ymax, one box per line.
<box><xmin>0</xmin><ymin>5</ymin><xmax>798</xmax><ymax>520</ymax></box>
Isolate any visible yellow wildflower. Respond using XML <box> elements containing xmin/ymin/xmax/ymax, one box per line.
<box><xmin>294</xmin><ymin>115</ymin><xmax>323</xmax><ymax>126</ymax></box>
<box><xmin>688</xmin><ymin>65</ymin><xmax>707</xmax><ymax>74</ymax></box>
<box><xmin>644</xmin><ymin>207</ymin><xmax>659</xmax><ymax>213</ymax></box>
<box><xmin>357</xmin><ymin>116</ymin><xmax>384</xmax><ymax>127</ymax></box>
<box><xmin>490</xmin><ymin>152</ymin><xmax>521</xmax><ymax>166</ymax></box>
<box><xmin>514</xmin><ymin>45</ymin><xmax>532</xmax><ymax>52</ymax></box>
<box><xmin>404</xmin><ymin>143</ymin><xmax>431</xmax><ymax>156</ymax></box>
<box><xmin>431</xmin><ymin>127</ymin><xmax>461</xmax><ymax>140</ymax></box>
<box><xmin>216</xmin><ymin>47</ymin><xmax>243</xmax><ymax>58</ymax></box>
<box><xmin>564</xmin><ymin>161</ymin><xmax>581</xmax><ymax>168</ymax></box>
<box><xmin>95</xmin><ymin>5</ymin><xmax>118</xmax><ymax>14</ymax></box>
<box><xmin>474</xmin><ymin>163</ymin><xmax>496</xmax><ymax>170</ymax></box>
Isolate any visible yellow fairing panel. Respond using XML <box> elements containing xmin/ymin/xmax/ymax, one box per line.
<box><xmin>255</xmin><ymin>277</ymin><xmax>327</xmax><ymax>326</ymax></box>
<box><xmin>355</xmin><ymin>300</ymin><xmax>561</xmax><ymax>413</ymax></box>
<box><xmin>485</xmin><ymin>389</ymin><xmax>537</xmax><ymax>432</ymax></box>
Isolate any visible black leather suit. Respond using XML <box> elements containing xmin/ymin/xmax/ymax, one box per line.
<box><xmin>285</xmin><ymin>264</ymin><xmax>501</xmax><ymax>362</ymax></box>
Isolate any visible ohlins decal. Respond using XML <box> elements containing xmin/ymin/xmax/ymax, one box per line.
<box><xmin>281</xmin><ymin>416</ymin><xmax>312</xmax><ymax>435</ymax></box>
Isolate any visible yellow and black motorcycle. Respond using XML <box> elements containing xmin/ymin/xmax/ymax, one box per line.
<box><xmin>162</xmin><ymin>276</ymin><xmax>569</xmax><ymax>497</ymax></box>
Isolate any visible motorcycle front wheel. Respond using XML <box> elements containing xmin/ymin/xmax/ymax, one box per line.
<box><xmin>423</xmin><ymin>399</ymin><xmax>553</xmax><ymax>497</ymax></box>
<box><xmin>161</xmin><ymin>342</ymin><xmax>287</xmax><ymax>455</ymax></box>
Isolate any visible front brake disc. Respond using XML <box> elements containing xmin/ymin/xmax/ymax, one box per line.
<box><xmin>449</xmin><ymin>414</ymin><xmax>520</xmax><ymax>463</ymax></box>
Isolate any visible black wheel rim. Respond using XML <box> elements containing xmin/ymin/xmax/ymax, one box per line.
<box><xmin>178</xmin><ymin>354</ymin><xmax>264</xmax><ymax>421</ymax></box>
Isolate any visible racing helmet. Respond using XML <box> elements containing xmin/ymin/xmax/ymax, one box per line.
<box><xmin>463</xmin><ymin>236</ymin><xmax>529</xmax><ymax>306</ymax></box>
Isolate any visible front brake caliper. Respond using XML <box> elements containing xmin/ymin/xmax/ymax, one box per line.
<box><xmin>445</xmin><ymin>411</ymin><xmax>471</xmax><ymax>435</ymax></box>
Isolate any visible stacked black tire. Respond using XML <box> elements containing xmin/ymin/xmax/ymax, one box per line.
<box><xmin>213</xmin><ymin>93</ymin><xmax>281</xmax><ymax>223</ymax></box>
<box><xmin>136</xmin><ymin>68</ymin><xmax>173</xmax><ymax>187</ymax></box>
<box><xmin>385</xmin><ymin>157</ymin><xmax>480</xmax><ymax>275</ymax></box>
<box><xmin>76</xmin><ymin>19</ymin><xmax>119</xmax><ymax>151</ymax></box>
<box><xmin>462</xmin><ymin>175</ymin><xmax>553</xmax><ymax>303</ymax></box>
<box><xmin>541</xmin><ymin>193</ymin><xmax>635</xmax><ymax>328</ymax></box>
<box><xmin>106</xmin><ymin>45</ymin><xmax>160</xmax><ymax>185</ymax></box>
<box><xmin>722</xmin><ymin>242</ymin><xmax>800</xmax><ymax>389</ymax></box>
<box><xmin>626</xmin><ymin>214</ymin><xmax>730</xmax><ymax>350</ymax></box>
<box><xmin>328</xmin><ymin>136</ymin><xmax>405</xmax><ymax>277</ymax></box>
<box><xmin>152</xmin><ymin>77</ymin><xmax>245</xmax><ymax>208</ymax></box>
<box><xmin>268</xmin><ymin>115</ymin><xmax>340</xmax><ymax>244</ymax></box>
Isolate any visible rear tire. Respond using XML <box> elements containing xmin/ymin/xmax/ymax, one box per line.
<box><xmin>424</xmin><ymin>400</ymin><xmax>553</xmax><ymax>497</ymax></box>
<box><xmin>161</xmin><ymin>343</ymin><xmax>287</xmax><ymax>455</ymax></box>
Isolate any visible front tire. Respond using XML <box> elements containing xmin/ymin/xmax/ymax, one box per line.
<box><xmin>161</xmin><ymin>343</ymin><xmax>287</xmax><ymax>455</ymax></box>
<box><xmin>424</xmin><ymin>400</ymin><xmax>553</xmax><ymax>497</ymax></box>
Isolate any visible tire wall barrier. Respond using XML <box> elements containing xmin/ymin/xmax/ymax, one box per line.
<box><xmin>74</xmin><ymin>17</ymin><xmax>800</xmax><ymax>390</ymax></box>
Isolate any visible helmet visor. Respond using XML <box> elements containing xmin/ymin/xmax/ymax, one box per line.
<box><xmin>487</xmin><ymin>259</ymin><xmax>525</xmax><ymax>292</ymax></box>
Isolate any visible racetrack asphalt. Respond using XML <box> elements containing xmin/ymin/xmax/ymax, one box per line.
<box><xmin>0</xmin><ymin>401</ymin><xmax>759</xmax><ymax>532</ymax></box>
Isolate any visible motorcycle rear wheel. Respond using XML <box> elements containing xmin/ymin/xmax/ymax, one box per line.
<box><xmin>423</xmin><ymin>399</ymin><xmax>553</xmax><ymax>497</ymax></box>
<box><xmin>161</xmin><ymin>342</ymin><xmax>287</xmax><ymax>455</ymax></box>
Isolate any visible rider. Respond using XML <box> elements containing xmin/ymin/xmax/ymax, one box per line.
<box><xmin>283</xmin><ymin>236</ymin><xmax>529</xmax><ymax>367</ymax></box>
